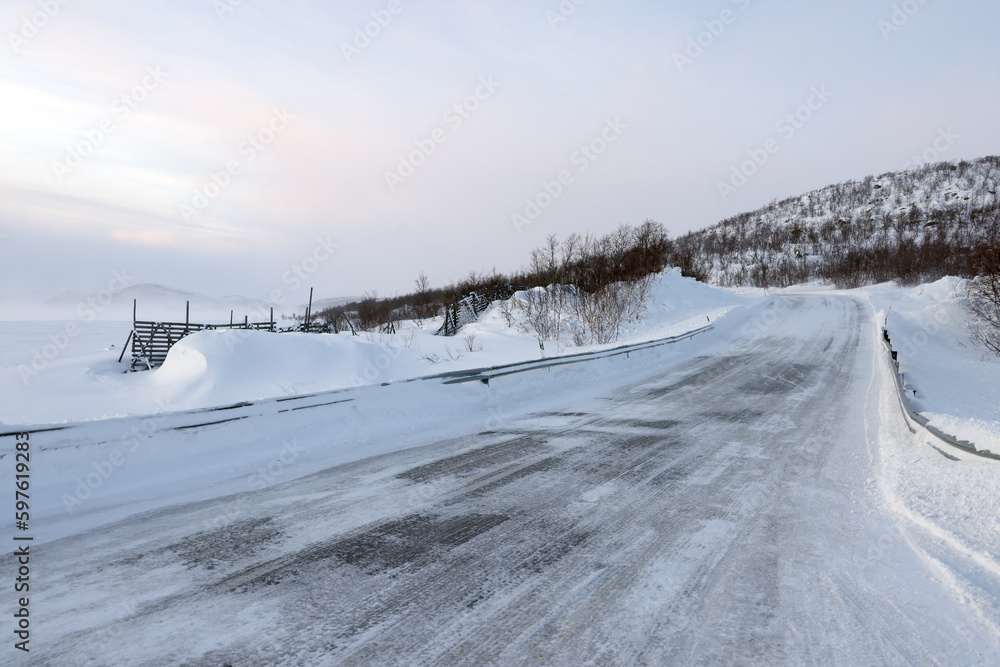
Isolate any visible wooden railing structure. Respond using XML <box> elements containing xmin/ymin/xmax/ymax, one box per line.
<box><xmin>121</xmin><ymin>288</ymin><xmax>365</xmax><ymax>371</ymax></box>
<box><xmin>436</xmin><ymin>284</ymin><xmax>519</xmax><ymax>337</ymax></box>
<box><xmin>125</xmin><ymin>282</ymin><xmax>525</xmax><ymax>370</ymax></box>
<box><xmin>123</xmin><ymin>300</ymin><xmax>278</xmax><ymax>371</ymax></box>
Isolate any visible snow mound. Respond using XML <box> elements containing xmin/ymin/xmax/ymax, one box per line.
<box><xmin>151</xmin><ymin>330</ymin><xmax>395</xmax><ymax>409</ymax></box>
<box><xmin>645</xmin><ymin>268</ymin><xmax>752</xmax><ymax>322</ymax></box>
<box><xmin>0</xmin><ymin>268</ymin><xmax>756</xmax><ymax>423</ymax></box>
<box><xmin>863</xmin><ymin>277</ymin><xmax>1000</xmax><ymax>451</ymax></box>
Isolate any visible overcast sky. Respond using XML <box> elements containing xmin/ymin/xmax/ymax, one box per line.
<box><xmin>1</xmin><ymin>0</ymin><xmax>999</xmax><ymax>304</ymax></box>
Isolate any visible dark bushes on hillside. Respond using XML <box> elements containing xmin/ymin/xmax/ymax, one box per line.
<box><xmin>965</xmin><ymin>240</ymin><xmax>1000</xmax><ymax>357</ymax></box>
<box><xmin>666</xmin><ymin>156</ymin><xmax>1000</xmax><ymax>289</ymax></box>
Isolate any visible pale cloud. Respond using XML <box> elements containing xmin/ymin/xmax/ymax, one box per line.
<box><xmin>1</xmin><ymin>0</ymin><xmax>999</xmax><ymax>300</ymax></box>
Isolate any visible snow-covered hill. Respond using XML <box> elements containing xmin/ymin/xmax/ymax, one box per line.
<box><xmin>673</xmin><ymin>156</ymin><xmax>1000</xmax><ymax>288</ymax></box>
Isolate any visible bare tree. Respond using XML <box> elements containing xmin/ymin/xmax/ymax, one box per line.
<box><xmin>413</xmin><ymin>271</ymin><xmax>433</xmax><ymax>319</ymax></box>
<box><xmin>965</xmin><ymin>244</ymin><xmax>1000</xmax><ymax>356</ymax></box>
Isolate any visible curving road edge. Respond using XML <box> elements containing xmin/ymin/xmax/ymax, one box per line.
<box><xmin>880</xmin><ymin>325</ymin><xmax>1000</xmax><ymax>461</ymax></box>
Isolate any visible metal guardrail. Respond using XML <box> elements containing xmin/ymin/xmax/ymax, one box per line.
<box><xmin>2</xmin><ymin>324</ymin><xmax>715</xmax><ymax>439</ymax></box>
<box><xmin>423</xmin><ymin>324</ymin><xmax>714</xmax><ymax>385</ymax></box>
<box><xmin>880</xmin><ymin>327</ymin><xmax>999</xmax><ymax>461</ymax></box>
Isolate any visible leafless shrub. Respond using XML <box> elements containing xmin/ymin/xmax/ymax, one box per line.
<box><xmin>356</xmin><ymin>291</ymin><xmax>387</xmax><ymax>331</ymax></box>
<box><xmin>507</xmin><ymin>224</ymin><xmax>666</xmax><ymax>346</ymax></box>
<box><xmin>463</xmin><ymin>332</ymin><xmax>483</xmax><ymax>352</ymax></box>
<box><xmin>497</xmin><ymin>298</ymin><xmax>515</xmax><ymax>327</ymax></box>
<box><xmin>413</xmin><ymin>271</ymin><xmax>434</xmax><ymax>320</ymax></box>
<box><xmin>313</xmin><ymin>220</ymin><xmax>672</xmax><ymax>338</ymax></box>
<box><xmin>965</xmin><ymin>244</ymin><xmax>1000</xmax><ymax>356</ymax></box>
<box><xmin>571</xmin><ymin>274</ymin><xmax>653</xmax><ymax>345</ymax></box>
<box><xmin>398</xmin><ymin>327</ymin><xmax>419</xmax><ymax>350</ymax></box>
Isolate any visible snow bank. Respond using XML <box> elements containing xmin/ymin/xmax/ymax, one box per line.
<box><xmin>862</xmin><ymin>277</ymin><xmax>1000</xmax><ymax>452</ymax></box>
<box><xmin>0</xmin><ymin>269</ymin><xmax>753</xmax><ymax>424</ymax></box>
<box><xmin>150</xmin><ymin>331</ymin><xmax>396</xmax><ymax>409</ymax></box>
<box><xmin>637</xmin><ymin>268</ymin><xmax>753</xmax><ymax>336</ymax></box>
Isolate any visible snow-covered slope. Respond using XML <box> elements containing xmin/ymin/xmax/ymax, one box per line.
<box><xmin>861</xmin><ymin>277</ymin><xmax>1000</xmax><ymax>451</ymax></box>
<box><xmin>0</xmin><ymin>270</ymin><xmax>754</xmax><ymax>424</ymax></box>
<box><xmin>675</xmin><ymin>156</ymin><xmax>1000</xmax><ymax>287</ymax></box>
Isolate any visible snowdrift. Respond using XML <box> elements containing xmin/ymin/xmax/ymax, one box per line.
<box><xmin>863</xmin><ymin>277</ymin><xmax>1000</xmax><ymax>451</ymax></box>
<box><xmin>0</xmin><ymin>269</ymin><xmax>753</xmax><ymax>424</ymax></box>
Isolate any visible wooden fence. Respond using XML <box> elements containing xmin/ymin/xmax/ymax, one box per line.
<box><xmin>437</xmin><ymin>284</ymin><xmax>519</xmax><ymax>336</ymax></box>
<box><xmin>124</xmin><ymin>289</ymin><xmax>367</xmax><ymax>370</ymax></box>
<box><xmin>126</xmin><ymin>281</ymin><xmax>521</xmax><ymax>370</ymax></box>
<box><xmin>125</xmin><ymin>300</ymin><xmax>278</xmax><ymax>371</ymax></box>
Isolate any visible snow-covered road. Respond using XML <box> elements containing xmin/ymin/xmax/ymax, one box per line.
<box><xmin>11</xmin><ymin>295</ymin><xmax>1000</xmax><ymax>665</ymax></box>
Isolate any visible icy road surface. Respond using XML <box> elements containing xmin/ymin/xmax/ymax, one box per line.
<box><xmin>16</xmin><ymin>296</ymin><xmax>1000</xmax><ymax>665</ymax></box>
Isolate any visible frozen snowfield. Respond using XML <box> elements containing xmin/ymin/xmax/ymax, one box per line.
<box><xmin>1</xmin><ymin>274</ymin><xmax>999</xmax><ymax>665</ymax></box>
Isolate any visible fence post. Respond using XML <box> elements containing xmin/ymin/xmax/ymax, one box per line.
<box><xmin>270</xmin><ymin>307</ymin><xmax>274</xmax><ymax>332</ymax></box>
<box><xmin>118</xmin><ymin>330</ymin><xmax>132</xmax><ymax>363</ymax></box>
<box><xmin>130</xmin><ymin>298</ymin><xmax>138</xmax><ymax>370</ymax></box>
